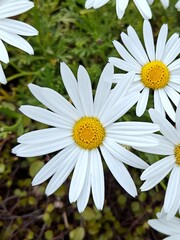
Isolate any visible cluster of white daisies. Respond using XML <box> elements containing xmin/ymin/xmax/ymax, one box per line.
<box><xmin>1</xmin><ymin>0</ymin><xmax>180</xmax><ymax>239</ymax></box>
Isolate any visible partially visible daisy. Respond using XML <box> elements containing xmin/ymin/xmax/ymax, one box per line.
<box><xmin>109</xmin><ymin>20</ymin><xmax>180</xmax><ymax>122</ymax></box>
<box><xmin>148</xmin><ymin>213</ymin><xmax>180</xmax><ymax>240</ymax></box>
<box><xmin>0</xmin><ymin>0</ymin><xmax>38</xmax><ymax>84</ymax></box>
<box><xmin>12</xmin><ymin>63</ymin><xmax>159</xmax><ymax>212</ymax></box>
<box><xmin>175</xmin><ymin>0</ymin><xmax>180</xmax><ymax>10</ymax></box>
<box><xmin>85</xmin><ymin>0</ymin><xmax>152</xmax><ymax>19</ymax></box>
<box><xmin>134</xmin><ymin>104</ymin><xmax>180</xmax><ymax>219</ymax></box>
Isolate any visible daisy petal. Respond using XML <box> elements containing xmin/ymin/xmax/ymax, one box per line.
<box><xmin>143</xmin><ymin>20</ymin><xmax>155</xmax><ymax>61</ymax></box>
<box><xmin>19</xmin><ymin>106</ymin><xmax>73</xmax><ymax>129</ymax></box>
<box><xmin>77</xmin><ymin>160</ymin><xmax>91</xmax><ymax>213</ymax></box>
<box><xmin>0</xmin><ymin>63</ymin><xmax>6</xmax><ymax>84</ymax></box>
<box><xmin>0</xmin><ymin>38</ymin><xmax>9</xmax><ymax>63</ymax></box>
<box><xmin>45</xmin><ymin>146</ymin><xmax>79</xmax><ymax>196</ymax></box>
<box><xmin>17</xmin><ymin>128</ymin><xmax>71</xmax><ymax>144</ymax></box>
<box><xmin>149</xmin><ymin>108</ymin><xmax>180</xmax><ymax>144</ymax></box>
<box><xmin>0</xmin><ymin>29</ymin><xmax>34</xmax><ymax>54</ymax></box>
<box><xmin>100</xmin><ymin>145</ymin><xmax>137</xmax><ymax>197</ymax></box>
<box><xmin>0</xmin><ymin>19</ymin><xmax>38</xmax><ymax>36</ymax></box>
<box><xmin>133</xmin><ymin>0</ymin><xmax>152</xmax><ymax>19</ymax></box>
<box><xmin>156</xmin><ymin>24</ymin><xmax>168</xmax><ymax>60</ymax></box>
<box><xmin>69</xmin><ymin>150</ymin><xmax>89</xmax><ymax>202</ymax></box>
<box><xmin>60</xmin><ymin>62</ymin><xmax>83</xmax><ymax>115</ymax></box>
<box><xmin>78</xmin><ymin>65</ymin><xmax>93</xmax><ymax>116</ymax></box>
<box><xmin>136</xmin><ymin>87</ymin><xmax>149</xmax><ymax>117</ymax></box>
<box><xmin>103</xmin><ymin>138</ymin><xmax>149</xmax><ymax>169</ymax></box>
<box><xmin>28</xmin><ymin>84</ymin><xmax>80</xmax><ymax>121</ymax></box>
<box><xmin>91</xmin><ymin>149</ymin><xmax>105</xmax><ymax>210</ymax></box>
<box><xmin>164</xmin><ymin>166</ymin><xmax>180</xmax><ymax>214</ymax></box>
<box><xmin>32</xmin><ymin>144</ymin><xmax>76</xmax><ymax>186</ymax></box>
<box><xmin>94</xmin><ymin>63</ymin><xmax>113</xmax><ymax>116</ymax></box>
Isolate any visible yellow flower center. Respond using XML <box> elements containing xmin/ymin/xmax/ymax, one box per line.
<box><xmin>73</xmin><ymin>117</ymin><xmax>105</xmax><ymax>150</ymax></box>
<box><xmin>174</xmin><ymin>145</ymin><xmax>180</xmax><ymax>165</ymax></box>
<box><xmin>141</xmin><ymin>61</ymin><xmax>170</xmax><ymax>90</ymax></box>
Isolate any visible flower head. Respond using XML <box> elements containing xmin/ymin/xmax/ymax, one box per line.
<box><xmin>12</xmin><ymin>63</ymin><xmax>159</xmax><ymax>212</ymax></box>
<box><xmin>109</xmin><ymin>20</ymin><xmax>180</xmax><ymax>121</ymax></box>
<box><xmin>148</xmin><ymin>213</ymin><xmax>180</xmax><ymax>239</ymax></box>
<box><xmin>135</xmin><ymin>103</ymin><xmax>180</xmax><ymax>218</ymax></box>
<box><xmin>0</xmin><ymin>0</ymin><xmax>38</xmax><ymax>84</ymax></box>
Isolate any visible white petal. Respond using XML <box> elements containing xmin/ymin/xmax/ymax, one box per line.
<box><xmin>116</xmin><ymin>0</ymin><xmax>128</xmax><ymax>19</ymax></box>
<box><xmin>168</xmin><ymin>59</ymin><xmax>180</xmax><ymax>71</ymax></box>
<box><xmin>77</xmin><ymin>159</ymin><xmax>91</xmax><ymax>213</ymax></box>
<box><xmin>92</xmin><ymin>0</ymin><xmax>109</xmax><ymax>8</ymax></box>
<box><xmin>109</xmin><ymin>57</ymin><xmax>139</xmax><ymax>72</ymax></box>
<box><xmin>69</xmin><ymin>150</ymin><xmax>89</xmax><ymax>202</ymax></box>
<box><xmin>107</xmin><ymin>122</ymin><xmax>159</xmax><ymax>135</ymax></box>
<box><xmin>0</xmin><ymin>39</ymin><xmax>9</xmax><ymax>63</ymax></box>
<box><xmin>100</xmin><ymin>145</ymin><xmax>137</xmax><ymax>197</ymax></box>
<box><xmin>164</xmin><ymin>166</ymin><xmax>180</xmax><ymax>215</ymax></box>
<box><xmin>156</xmin><ymin>24</ymin><xmax>168</xmax><ymax>60</ymax></box>
<box><xmin>32</xmin><ymin>144</ymin><xmax>76</xmax><ymax>186</ymax></box>
<box><xmin>99</xmin><ymin>72</ymin><xmax>136</xmax><ymax>117</ymax></box>
<box><xmin>0</xmin><ymin>19</ymin><xmax>38</xmax><ymax>36</ymax></box>
<box><xmin>28</xmin><ymin>84</ymin><xmax>80</xmax><ymax>121</ymax></box>
<box><xmin>133</xmin><ymin>0</ymin><xmax>152</xmax><ymax>19</ymax></box>
<box><xmin>20</xmin><ymin>105</ymin><xmax>73</xmax><ymax>129</ymax></box>
<box><xmin>162</xmin><ymin>33</ymin><xmax>179</xmax><ymax>61</ymax></box>
<box><xmin>12</xmin><ymin>137</ymin><xmax>73</xmax><ymax>157</ymax></box>
<box><xmin>45</xmin><ymin>146</ymin><xmax>80</xmax><ymax>195</ymax></box>
<box><xmin>121</xmin><ymin>32</ymin><xmax>147</xmax><ymax>65</ymax></box>
<box><xmin>164</xmin><ymin>236</ymin><xmax>180</xmax><ymax>240</ymax></box>
<box><xmin>91</xmin><ymin>149</ymin><xmax>105</xmax><ymax>210</ymax></box>
<box><xmin>60</xmin><ymin>62</ymin><xmax>84</xmax><ymax>115</ymax></box>
<box><xmin>160</xmin><ymin>0</ymin><xmax>169</xmax><ymax>8</ymax></box>
<box><xmin>159</xmin><ymin>88</ymin><xmax>176</xmax><ymax>121</ymax></box>
<box><xmin>127</xmin><ymin>26</ymin><xmax>149</xmax><ymax>63</ymax></box>
<box><xmin>136</xmin><ymin>87</ymin><xmax>149</xmax><ymax>117</ymax></box>
<box><xmin>0</xmin><ymin>1</ymin><xmax>34</xmax><ymax>19</ymax></box>
<box><xmin>103</xmin><ymin>138</ymin><xmax>149</xmax><ymax>169</ymax></box>
<box><xmin>78</xmin><ymin>65</ymin><xmax>93</xmax><ymax>116</ymax></box>
<box><xmin>134</xmin><ymin>134</ymin><xmax>174</xmax><ymax>155</ymax></box>
<box><xmin>112</xmin><ymin>40</ymin><xmax>141</xmax><ymax>69</ymax></box>
<box><xmin>93</xmin><ymin>63</ymin><xmax>113</xmax><ymax>116</ymax></box>
<box><xmin>148</xmin><ymin>218</ymin><xmax>180</xmax><ymax>236</ymax></box>
<box><xmin>17</xmin><ymin>128</ymin><xmax>71</xmax><ymax>144</ymax></box>
<box><xmin>154</xmin><ymin>89</ymin><xmax>166</xmax><ymax>118</ymax></box>
<box><xmin>0</xmin><ymin>29</ymin><xmax>34</xmax><ymax>54</ymax></box>
<box><xmin>143</xmin><ymin>20</ymin><xmax>155</xmax><ymax>61</ymax></box>
<box><xmin>141</xmin><ymin>156</ymin><xmax>175</xmax><ymax>180</ymax></box>
<box><xmin>164</xmin><ymin>85</ymin><xmax>180</xmax><ymax>107</ymax></box>
<box><xmin>149</xmin><ymin>108</ymin><xmax>180</xmax><ymax>144</ymax></box>
<box><xmin>100</xmin><ymin>92</ymin><xmax>140</xmax><ymax>127</ymax></box>
<box><xmin>163</xmin><ymin>38</ymin><xmax>180</xmax><ymax>65</ymax></box>
<box><xmin>176</xmin><ymin>101</ymin><xmax>180</xmax><ymax>131</ymax></box>
<box><xmin>0</xmin><ymin>63</ymin><xmax>6</xmax><ymax>84</ymax></box>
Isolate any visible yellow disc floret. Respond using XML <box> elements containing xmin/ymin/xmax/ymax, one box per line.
<box><xmin>141</xmin><ymin>61</ymin><xmax>170</xmax><ymax>90</ymax></box>
<box><xmin>73</xmin><ymin>117</ymin><xmax>105</xmax><ymax>150</ymax></box>
<box><xmin>174</xmin><ymin>144</ymin><xmax>180</xmax><ymax>166</ymax></box>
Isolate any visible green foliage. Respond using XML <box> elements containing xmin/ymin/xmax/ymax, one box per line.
<box><xmin>0</xmin><ymin>0</ymin><xmax>180</xmax><ymax>239</ymax></box>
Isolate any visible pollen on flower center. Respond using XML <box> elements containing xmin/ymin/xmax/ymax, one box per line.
<box><xmin>174</xmin><ymin>145</ymin><xmax>180</xmax><ymax>165</ymax></box>
<box><xmin>141</xmin><ymin>61</ymin><xmax>170</xmax><ymax>90</ymax></box>
<box><xmin>73</xmin><ymin>117</ymin><xmax>105</xmax><ymax>150</ymax></box>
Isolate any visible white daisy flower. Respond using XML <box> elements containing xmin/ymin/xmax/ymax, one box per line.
<box><xmin>175</xmin><ymin>0</ymin><xmax>180</xmax><ymax>10</ymax></box>
<box><xmin>12</xmin><ymin>62</ymin><xmax>159</xmax><ymax>212</ymax></box>
<box><xmin>109</xmin><ymin>20</ymin><xmax>180</xmax><ymax>122</ymax></box>
<box><xmin>148</xmin><ymin>213</ymin><xmax>180</xmax><ymax>240</ymax></box>
<box><xmin>85</xmin><ymin>0</ymin><xmax>152</xmax><ymax>19</ymax></box>
<box><xmin>134</xmin><ymin>104</ymin><xmax>180</xmax><ymax>219</ymax></box>
<box><xmin>0</xmin><ymin>0</ymin><xmax>38</xmax><ymax>84</ymax></box>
